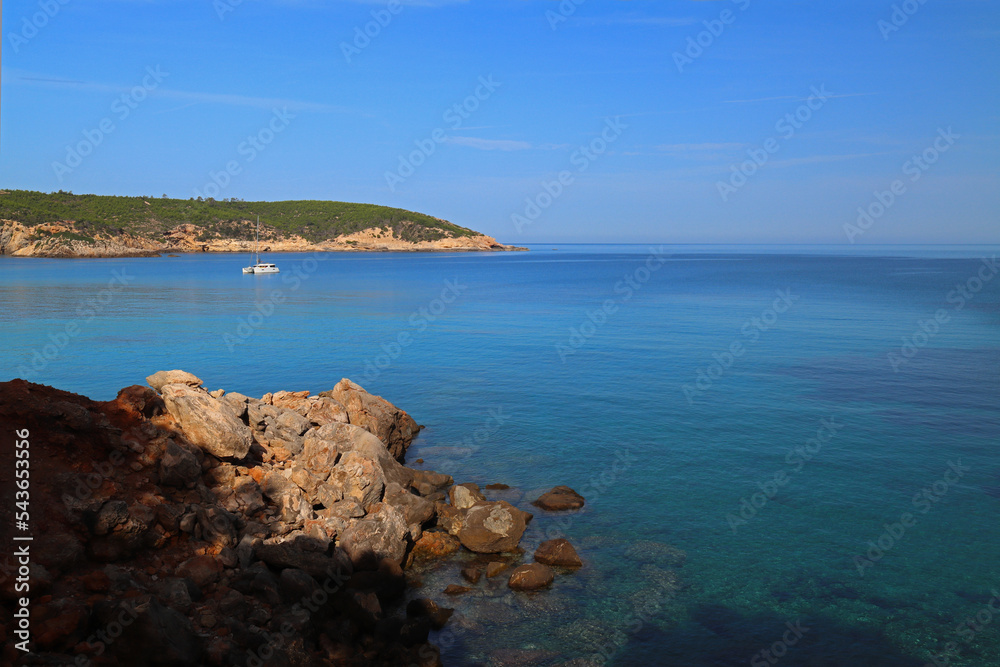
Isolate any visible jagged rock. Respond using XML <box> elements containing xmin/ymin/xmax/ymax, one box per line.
<box><xmin>322</xmin><ymin>500</ymin><xmax>366</xmax><ymax>520</ymax></box>
<box><xmin>159</xmin><ymin>441</ymin><xmax>201</xmax><ymax>487</ymax></box>
<box><xmin>289</xmin><ymin>464</ymin><xmax>326</xmax><ymax>497</ymax></box>
<box><xmin>532</xmin><ymin>486</ymin><xmax>585</xmax><ymax>511</ymax></box>
<box><xmin>314</xmin><ymin>481</ymin><xmax>345</xmax><ymax>509</ymax></box>
<box><xmin>276</xmin><ymin>408</ymin><xmax>312</xmax><ymax>436</ymax></box>
<box><xmin>321</xmin><ymin>379</ymin><xmax>421</xmax><ymax>461</ymax></box>
<box><xmin>269</xmin><ymin>390</ymin><xmax>312</xmax><ymax>413</ymax></box>
<box><xmin>176</xmin><ymin>554</ymin><xmax>222</xmax><ymax>587</ymax></box>
<box><xmin>90</xmin><ymin>500</ymin><xmax>130</xmax><ymax>536</ymax></box>
<box><xmin>160</xmin><ymin>383</ymin><xmax>251</xmax><ymax>459</ymax></box>
<box><xmin>86</xmin><ymin>502</ymin><xmax>152</xmax><ymax>561</ymax></box>
<box><xmin>444</xmin><ymin>584</ymin><xmax>470</xmax><ymax>596</ymax></box>
<box><xmin>247</xmin><ymin>401</ymin><xmax>280</xmax><ymax>432</ymax></box>
<box><xmin>508</xmin><ymin>563</ymin><xmax>555</xmax><ymax>591</ymax></box>
<box><xmin>411</xmin><ymin>531</ymin><xmax>461</xmax><ymax>562</ymax></box>
<box><xmin>110</xmin><ymin>385</ymin><xmax>166</xmax><ymax>419</ymax></box>
<box><xmin>435</xmin><ymin>502</ymin><xmax>464</xmax><ymax>536</ymax></box>
<box><xmin>461</xmin><ymin>566</ymin><xmax>482</xmax><ymax>584</ymax></box>
<box><xmin>304</xmin><ymin>421</ymin><xmax>413</xmax><ymax>488</ymax></box>
<box><xmin>261</xmin><ymin>470</ymin><xmax>310</xmax><ymax>525</ymax></box>
<box><xmin>329</xmin><ymin>451</ymin><xmax>385</xmax><ymax>508</ymax></box>
<box><xmin>448</xmin><ymin>483</ymin><xmax>486</xmax><ymax>510</ymax></box>
<box><xmin>410</xmin><ymin>469</ymin><xmax>453</xmax><ymax>496</ymax></box>
<box><xmin>197</xmin><ymin>507</ymin><xmax>238</xmax><ymax>548</ymax></box>
<box><xmin>205</xmin><ymin>464</ymin><xmax>236</xmax><ymax>488</ymax></box>
<box><xmin>306</xmin><ymin>397</ymin><xmax>349</xmax><ymax>426</ymax></box>
<box><xmin>146</xmin><ymin>370</ymin><xmax>203</xmax><ymax>392</ymax></box>
<box><xmin>301</xmin><ymin>427</ymin><xmax>340</xmax><ymax>473</ymax></box>
<box><xmin>339</xmin><ymin>503</ymin><xmax>409</xmax><ymax>569</ymax></box>
<box><xmin>232</xmin><ymin>476</ymin><xmax>265</xmax><ymax>514</ymax></box>
<box><xmin>384</xmin><ymin>482</ymin><xmax>435</xmax><ymax>526</ymax></box>
<box><xmin>219</xmin><ymin>391</ymin><xmax>250</xmax><ymax>420</ymax></box>
<box><xmin>534</xmin><ymin>538</ymin><xmax>583</xmax><ymax>568</ymax></box>
<box><xmin>278</xmin><ymin>568</ymin><xmax>320</xmax><ymax>604</ymax></box>
<box><xmin>456</xmin><ymin>500</ymin><xmax>528</xmax><ymax>554</ymax></box>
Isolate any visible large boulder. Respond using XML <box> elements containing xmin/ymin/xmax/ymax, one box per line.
<box><xmin>304</xmin><ymin>422</ymin><xmax>413</xmax><ymax>489</ymax></box>
<box><xmin>456</xmin><ymin>500</ymin><xmax>527</xmax><ymax>554</ymax></box>
<box><xmin>339</xmin><ymin>503</ymin><xmax>409</xmax><ymax>569</ymax></box>
<box><xmin>384</xmin><ymin>482</ymin><xmax>435</xmax><ymax>526</ymax></box>
<box><xmin>159</xmin><ymin>383</ymin><xmax>251</xmax><ymax>459</ymax></box>
<box><xmin>146</xmin><ymin>370</ymin><xmax>203</xmax><ymax>393</ymax></box>
<box><xmin>321</xmin><ymin>379</ymin><xmax>421</xmax><ymax>461</ymax></box>
<box><xmin>306</xmin><ymin>397</ymin><xmax>349</xmax><ymax>427</ymax></box>
<box><xmin>328</xmin><ymin>451</ymin><xmax>386</xmax><ymax>509</ymax></box>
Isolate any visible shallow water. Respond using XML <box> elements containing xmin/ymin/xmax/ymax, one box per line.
<box><xmin>2</xmin><ymin>245</ymin><xmax>998</xmax><ymax>666</ymax></box>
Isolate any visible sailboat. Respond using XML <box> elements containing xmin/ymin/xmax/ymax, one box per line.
<box><xmin>242</xmin><ymin>216</ymin><xmax>279</xmax><ymax>274</ymax></box>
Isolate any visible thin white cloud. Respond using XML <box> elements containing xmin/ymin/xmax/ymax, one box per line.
<box><xmin>656</xmin><ymin>142</ymin><xmax>747</xmax><ymax>152</ymax></box>
<box><xmin>573</xmin><ymin>14</ymin><xmax>698</xmax><ymax>27</ymax></box>
<box><xmin>724</xmin><ymin>92</ymin><xmax>881</xmax><ymax>104</ymax></box>
<box><xmin>445</xmin><ymin>137</ymin><xmax>533</xmax><ymax>151</ymax></box>
<box><xmin>6</xmin><ymin>68</ymin><xmax>355</xmax><ymax>114</ymax></box>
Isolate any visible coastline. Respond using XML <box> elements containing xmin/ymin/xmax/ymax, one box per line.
<box><xmin>0</xmin><ymin>219</ymin><xmax>527</xmax><ymax>258</ymax></box>
<box><xmin>0</xmin><ymin>372</ymin><xmax>584</xmax><ymax>666</ymax></box>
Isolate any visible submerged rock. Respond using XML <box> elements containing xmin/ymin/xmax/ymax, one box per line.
<box><xmin>508</xmin><ymin>563</ymin><xmax>555</xmax><ymax>591</ymax></box>
<box><xmin>535</xmin><ymin>538</ymin><xmax>583</xmax><ymax>568</ymax></box>
<box><xmin>532</xmin><ymin>485</ymin><xmax>585</xmax><ymax>511</ymax></box>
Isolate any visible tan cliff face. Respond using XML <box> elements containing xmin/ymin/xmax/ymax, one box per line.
<box><xmin>0</xmin><ymin>219</ymin><xmax>526</xmax><ymax>258</ymax></box>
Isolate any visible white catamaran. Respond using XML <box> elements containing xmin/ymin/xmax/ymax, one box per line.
<box><xmin>242</xmin><ymin>216</ymin><xmax>279</xmax><ymax>274</ymax></box>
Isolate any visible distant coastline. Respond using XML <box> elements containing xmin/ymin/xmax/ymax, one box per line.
<box><xmin>0</xmin><ymin>189</ymin><xmax>527</xmax><ymax>258</ymax></box>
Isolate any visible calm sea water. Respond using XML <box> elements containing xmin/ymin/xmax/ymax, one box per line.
<box><xmin>2</xmin><ymin>245</ymin><xmax>999</xmax><ymax>666</ymax></box>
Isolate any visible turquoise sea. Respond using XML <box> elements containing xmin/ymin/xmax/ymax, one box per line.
<box><xmin>2</xmin><ymin>245</ymin><xmax>999</xmax><ymax>666</ymax></box>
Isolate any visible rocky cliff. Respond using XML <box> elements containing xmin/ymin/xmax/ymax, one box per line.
<box><xmin>0</xmin><ymin>372</ymin><xmax>590</xmax><ymax>666</ymax></box>
<box><xmin>0</xmin><ymin>219</ymin><xmax>524</xmax><ymax>258</ymax></box>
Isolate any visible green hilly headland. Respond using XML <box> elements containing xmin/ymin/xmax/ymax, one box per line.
<box><xmin>0</xmin><ymin>189</ymin><xmax>479</xmax><ymax>244</ymax></box>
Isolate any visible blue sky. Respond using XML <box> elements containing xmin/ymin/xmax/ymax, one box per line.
<box><xmin>2</xmin><ymin>0</ymin><xmax>997</xmax><ymax>244</ymax></box>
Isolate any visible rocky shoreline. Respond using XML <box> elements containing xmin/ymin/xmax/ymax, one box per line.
<box><xmin>0</xmin><ymin>372</ymin><xmax>585</xmax><ymax>666</ymax></box>
<box><xmin>0</xmin><ymin>220</ymin><xmax>527</xmax><ymax>258</ymax></box>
